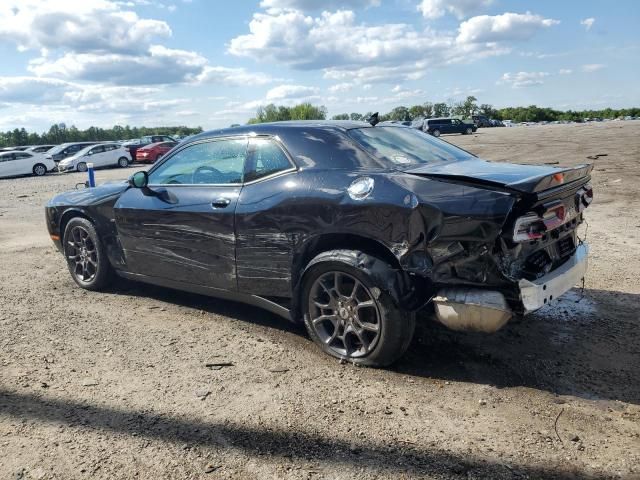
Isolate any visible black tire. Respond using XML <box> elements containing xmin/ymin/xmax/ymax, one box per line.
<box><xmin>63</xmin><ymin>217</ymin><xmax>113</xmax><ymax>291</ymax></box>
<box><xmin>118</xmin><ymin>156</ymin><xmax>129</xmax><ymax>168</ymax></box>
<box><xmin>77</xmin><ymin>162</ymin><xmax>88</xmax><ymax>172</ymax></box>
<box><xmin>432</xmin><ymin>129</ymin><xmax>441</xmax><ymax>137</ymax></box>
<box><xmin>32</xmin><ymin>163</ymin><xmax>47</xmax><ymax>176</ymax></box>
<box><xmin>465</xmin><ymin>127</ymin><xmax>473</xmax><ymax>135</ymax></box>
<box><xmin>301</xmin><ymin>251</ymin><xmax>415</xmax><ymax>367</ymax></box>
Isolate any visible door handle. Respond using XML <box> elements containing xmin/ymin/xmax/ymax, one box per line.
<box><xmin>211</xmin><ymin>197</ymin><xmax>231</xmax><ymax>208</ymax></box>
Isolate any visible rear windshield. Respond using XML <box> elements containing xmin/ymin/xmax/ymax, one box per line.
<box><xmin>348</xmin><ymin>126</ymin><xmax>473</xmax><ymax>168</ymax></box>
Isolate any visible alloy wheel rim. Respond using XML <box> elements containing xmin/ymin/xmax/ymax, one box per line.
<box><xmin>66</xmin><ymin>226</ymin><xmax>98</xmax><ymax>282</ymax></box>
<box><xmin>34</xmin><ymin>165</ymin><xmax>45</xmax><ymax>175</ymax></box>
<box><xmin>308</xmin><ymin>271</ymin><xmax>381</xmax><ymax>358</ymax></box>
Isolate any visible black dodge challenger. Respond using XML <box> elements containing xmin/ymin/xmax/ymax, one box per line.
<box><xmin>46</xmin><ymin>121</ymin><xmax>593</xmax><ymax>366</ymax></box>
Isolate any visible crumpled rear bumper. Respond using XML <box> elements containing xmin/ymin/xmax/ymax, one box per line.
<box><xmin>518</xmin><ymin>243</ymin><xmax>589</xmax><ymax>314</ymax></box>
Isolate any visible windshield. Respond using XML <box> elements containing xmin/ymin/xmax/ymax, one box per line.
<box><xmin>70</xmin><ymin>145</ymin><xmax>94</xmax><ymax>158</ymax></box>
<box><xmin>47</xmin><ymin>144</ymin><xmax>70</xmax><ymax>155</ymax></box>
<box><xmin>348</xmin><ymin>126</ymin><xmax>473</xmax><ymax>168</ymax></box>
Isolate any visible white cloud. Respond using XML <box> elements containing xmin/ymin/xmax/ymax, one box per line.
<box><xmin>582</xmin><ymin>63</ymin><xmax>605</xmax><ymax>72</ymax></box>
<box><xmin>0</xmin><ymin>75</ymin><xmax>183</xmax><ymax>115</ymax></box>
<box><xmin>28</xmin><ymin>45</ymin><xmax>207</xmax><ymax>85</ymax></box>
<box><xmin>195</xmin><ymin>66</ymin><xmax>275</xmax><ymax>86</ymax></box>
<box><xmin>328</xmin><ymin>82</ymin><xmax>354</xmax><ymax>93</ymax></box>
<box><xmin>499</xmin><ymin>71</ymin><xmax>549</xmax><ymax>88</ymax></box>
<box><xmin>418</xmin><ymin>0</ymin><xmax>493</xmax><ymax>20</ymax></box>
<box><xmin>265</xmin><ymin>84</ymin><xmax>319</xmax><ymax>101</ymax></box>
<box><xmin>0</xmin><ymin>0</ymin><xmax>171</xmax><ymax>54</ymax></box>
<box><xmin>580</xmin><ymin>17</ymin><xmax>595</xmax><ymax>31</ymax></box>
<box><xmin>259</xmin><ymin>0</ymin><xmax>379</xmax><ymax>11</ymax></box>
<box><xmin>559</xmin><ymin>68</ymin><xmax>572</xmax><ymax>75</ymax></box>
<box><xmin>0</xmin><ymin>76</ymin><xmax>78</xmax><ymax>104</ymax></box>
<box><xmin>229</xmin><ymin>8</ymin><xmax>556</xmax><ymax>87</ymax></box>
<box><xmin>457</xmin><ymin>12</ymin><xmax>559</xmax><ymax>44</ymax></box>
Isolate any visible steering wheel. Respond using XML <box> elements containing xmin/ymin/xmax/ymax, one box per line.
<box><xmin>192</xmin><ymin>165</ymin><xmax>222</xmax><ymax>184</ymax></box>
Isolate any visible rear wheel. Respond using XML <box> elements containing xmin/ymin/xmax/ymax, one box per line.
<box><xmin>32</xmin><ymin>163</ymin><xmax>47</xmax><ymax>176</ymax></box>
<box><xmin>465</xmin><ymin>127</ymin><xmax>473</xmax><ymax>135</ymax></box>
<box><xmin>77</xmin><ymin>162</ymin><xmax>88</xmax><ymax>172</ymax></box>
<box><xmin>63</xmin><ymin>217</ymin><xmax>113</xmax><ymax>290</ymax></box>
<box><xmin>302</xmin><ymin>252</ymin><xmax>415</xmax><ymax>367</ymax></box>
<box><xmin>118</xmin><ymin>156</ymin><xmax>129</xmax><ymax>168</ymax></box>
<box><xmin>432</xmin><ymin>129</ymin><xmax>441</xmax><ymax>137</ymax></box>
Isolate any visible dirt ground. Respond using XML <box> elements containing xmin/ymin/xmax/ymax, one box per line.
<box><xmin>1</xmin><ymin>122</ymin><xmax>639</xmax><ymax>480</ymax></box>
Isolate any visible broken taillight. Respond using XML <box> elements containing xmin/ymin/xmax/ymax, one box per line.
<box><xmin>513</xmin><ymin>203</ymin><xmax>567</xmax><ymax>242</ymax></box>
<box><xmin>513</xmin><ymin>213</ymin><xmax>546</xmax><ymax>242</ymax></box>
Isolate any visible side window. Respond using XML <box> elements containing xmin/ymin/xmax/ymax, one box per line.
<box><xmin>16</xmin><ymin>152</ymin><xmax>32</xmax><ymax>159</ymax></box>
<box><xmin>149</xmin><ymin>138</ymin><xmax>247</xmax><ymax>185</ymax></box>
<box><xmin>90</xmin><ymin>145</ymin><xmax>105</xmax><ymax>154</ymax></box>
<box><xmin>104</xmin><ymin>145</ymin><xmax>116</xmax><ymax>152</ymax></box>
<box><xmin>245</xmin><ymin>138</ymin><xmax>293</xmax><ymax>182</ymax></box>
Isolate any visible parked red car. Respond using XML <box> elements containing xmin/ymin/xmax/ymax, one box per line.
<box><xmin>135</xmin><ymin>141</ymin><xmax>177</xmax><ymax>163</ymax></box>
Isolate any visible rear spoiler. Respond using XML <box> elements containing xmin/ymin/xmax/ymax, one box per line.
<box><xmin>508</xmin><ymin>164</ymin><xmax>593</xmax><ymax>194</ymax></box>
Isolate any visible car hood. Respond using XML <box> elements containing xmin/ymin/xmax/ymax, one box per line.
<box><xmin>48</xmin><ymin>181</ymin><xmax>129</xmax><ymax>207</ymax></box>
<box><xmin>405</xmin><ymin>158</ymin><xmax>592</xmax><ymax>194</ymax></box>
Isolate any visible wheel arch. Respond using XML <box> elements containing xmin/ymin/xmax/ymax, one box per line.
<box><xmin>290</xmin><ymin>233</ymin><xmax>419</xmax><ymax>321</ymax></box>
<box><xmin>59</xmin><ymin>208</ymin><xmax>94</xmax><ymax>240</ymax></box>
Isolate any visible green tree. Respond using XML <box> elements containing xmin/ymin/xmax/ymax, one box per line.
<box><xmin>331</xmin><ymin>113</ymin><xmax>350</xmax><ymax>120</ymax></box>
<box><xmin>433</xmin><ymin>103</ymin><xmax>450</xmax><ymax>117</ymax></box>
<box><xmin>388</xmin><ymin>106</ymin><xmax>410</xmax><ymax>121</ymax></box>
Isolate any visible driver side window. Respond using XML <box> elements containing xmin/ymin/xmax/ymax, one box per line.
<box><xmin>149</xmin><ymin>138</ymin><xmax>247</xmax><ymax>185</ymax></box>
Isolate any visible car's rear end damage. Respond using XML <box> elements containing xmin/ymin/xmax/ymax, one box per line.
<box><xmin>399</xmin><ymin>159</ymin><xmax>593</xmax><ymax>333</ymax></box>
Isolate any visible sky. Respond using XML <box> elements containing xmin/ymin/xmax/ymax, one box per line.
<box><xmin>0</xmin><ymin>0</ymin><xmax>638</xmax><ymax>132</ymax></box>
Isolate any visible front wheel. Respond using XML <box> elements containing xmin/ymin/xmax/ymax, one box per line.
<box><xmin>302</xmin><ymin>253</ymin><xmax>415</xmax><ymax>367</ymax></box>
<box><xmin>77</xmin><ymin>162</ymin><xmax>88</xmax><ymax>172</ymax></box>
<box><xmin>118</xmin><ymin>156</ymin><xmax>129</xmax><ymax>168</ymax></box>
<box><xmin>32</xmin><ymin>163</ymin><xmax>47</xmax><ymax>176</ymax></box>
<box><xmin>432</xmin><ymin>129</ymin><xmax>441</xmax><ymax>137</ymax></box>
<box><xmin>63</xmin><ymin>217</ymin><xmax>113</xmax><ymax>290</ymax></box>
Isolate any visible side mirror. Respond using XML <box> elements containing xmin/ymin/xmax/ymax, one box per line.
<box><xmin>129</xmin><ymin>171</ymin><xmax>149</xmax><ymax>188</ymax></box>
<box><xmin>86</xmin><ymin>151</ymin><xmax>93</xmax><ymax>156</ymax></box>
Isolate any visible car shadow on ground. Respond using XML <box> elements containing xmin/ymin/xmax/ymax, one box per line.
<box><xmin>0</xmin><ymin>388</ymin><xmax>597</xmax><ymax>479</ymax></box>
<box><xmin>109</xmin><ymin>281</ymin><xmax>640</xmax><ymax>405</ymax></box>
<box><xmin>396</xmin><ymin>288</ymin><xmax>640</xmax><ymax>405</ymax></box>
<box><xmin>107</xmin><ymin>278</ymin><xmax>304</xmax><ymax>336</ymax></box>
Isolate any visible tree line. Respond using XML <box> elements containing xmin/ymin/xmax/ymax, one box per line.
<box><xmin>0</xmin><ymin>124</ymin><xmax>203</xmax><ymax>148</ymax></box>
<box><xmin>245</xmin><ymin>97</ymin><xmax>640</xmax><ymax>125</ymax></box>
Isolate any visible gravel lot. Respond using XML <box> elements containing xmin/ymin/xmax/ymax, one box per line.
<box><xmin>1</xmin><ymin>122</ymin><xmax>639</xmax><ymax>479</ymax></box>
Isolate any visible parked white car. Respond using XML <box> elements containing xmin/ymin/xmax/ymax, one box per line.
<box><xmin>58</xmin><ymin>143</ymin><xmax>132</xmax><ymax>172</ymax></box>
<box><xmin>0</xmin><ymin>150</ymin><xmax>56</xmax><ymax>178</ymax></box>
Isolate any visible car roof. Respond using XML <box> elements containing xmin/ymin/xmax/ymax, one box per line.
<box><xmin>59</xmin><ymin>141</ymin><xmax>97</xmax><ymax>147</ymax></box>
<box><xmin>0</xmin><ymin>150</ymin><xmax>32</xmax><ymax>155</ymax></box>
<box><xmin>188</xmin><ymin>120</ymin><xmax>375</xmax><ymax>142</ymax></box>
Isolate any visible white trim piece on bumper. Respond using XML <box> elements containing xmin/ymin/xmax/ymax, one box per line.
<box><xmin>518</xmin><ymin>243</ymin><xmax>589</xmax><ymax>314</ymax></box>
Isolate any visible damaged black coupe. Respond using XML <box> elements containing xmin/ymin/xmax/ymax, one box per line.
<box><xmin>46</xmin><ymin>121</ymin><xmax>593</xmax><ymax>366</ymax></box>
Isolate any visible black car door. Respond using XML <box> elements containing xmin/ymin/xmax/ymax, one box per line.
<box><xmin>113</xmin><ymin>137</ymin><xmax>248</xmax><ymax>290</ymax></box>
<box><xmin>235</xmin><ymin>137</ymin><xmax>298</xmax><ymax>297</ymax></box>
